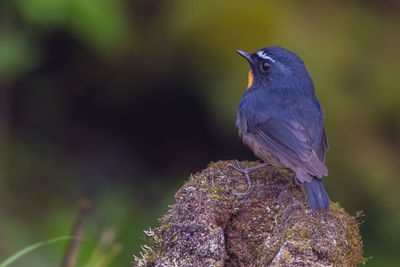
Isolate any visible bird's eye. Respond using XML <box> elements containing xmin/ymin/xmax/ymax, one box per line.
<box><xmin>261</xmin><ymin>62</ymin><xmax>271</xmax><ymax>72</ymax></box>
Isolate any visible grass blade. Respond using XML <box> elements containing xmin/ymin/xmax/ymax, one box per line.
<box><xmin>0</xmin><ymin>236</ymin><xmax>75</xmax><ymax>267</ymax></box>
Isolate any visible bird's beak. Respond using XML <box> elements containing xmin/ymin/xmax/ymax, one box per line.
<box><xmin>236</xmin><ymin>50</ymin><xmax>252</xmax><ymax>62</ymax></box>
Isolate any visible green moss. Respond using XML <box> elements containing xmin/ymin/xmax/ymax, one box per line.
<box><xmin>300</xmin><ymin>230</ymin><xmax>310</xmax><ymax>239</ymax></box>
<box><xmin>286</xmin><ymin>228</ymin><xmax>293</xmax><ymax>240</ymax></box>
<box><xmin>134</xmin><ymin>160</ymin><xmax>365</xmax><ymax>266</ymax></box>
<box><xmin>279</xmin><ymin>168</ymin><xmax>291</xmax><ymax>174</ymax></box>
<box><xmin>214</xmin><ymin>185</ymin><xmax>224</xmax><ymax>194</ymax></box>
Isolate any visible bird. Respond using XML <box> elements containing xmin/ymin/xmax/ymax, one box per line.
<box><xmin>231</xmin><ymin>46</ymin><xmax>330</xmax><ymax>211</ymax></box>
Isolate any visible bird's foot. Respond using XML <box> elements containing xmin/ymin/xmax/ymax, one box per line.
<box><xmin>292</xmin><ymin>175</ymin><xmax>308</xmax><ymax>201</ymax></box>
<box><xmin>227</xmin><ymin>160</ymin><xmax>267</xmax><ymax>195</ymax></box>
<box><xmin>292</xmin><ymin>175</ymin><xmax>306</xmax><ymax>195</ymax></box>
<box><xmin>293</xmin><ymin>175</ymin><xmax>301</xmax><ymax>186</ymax></box>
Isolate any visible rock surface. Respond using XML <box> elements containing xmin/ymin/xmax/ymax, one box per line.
<box><xmin>133</xmin><ymin>160</ymin><xmax>365</xmax><ymax>266</ymax></box>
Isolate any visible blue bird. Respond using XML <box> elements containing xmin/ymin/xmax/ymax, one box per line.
<box><xmin>233</xmin><ymin>46</ymin><xmax>330</xmax><ymax>211</ymax></box>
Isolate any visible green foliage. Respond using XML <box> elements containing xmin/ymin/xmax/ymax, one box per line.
<box><xmin>0</xmin><ymin>236</ymin><xmax>72</xmax><ymax>267</ymax></box>
<box><xmin>0</xmin><ymin>31</ymin><xmax>37</xmax><ymax>82</ymax></box>
<box><xmin>15</xmin><ymin>0</ymin><xmax>133</xmax><ymax>53</ymax></box>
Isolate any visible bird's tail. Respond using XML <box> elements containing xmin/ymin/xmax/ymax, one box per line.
<box><xmin>305</xmin><ymin>177</ymin><xmax>330</xmax><ymax>211</ymax></box>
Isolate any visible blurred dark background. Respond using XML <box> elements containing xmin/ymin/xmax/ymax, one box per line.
<box><xmin>0</xmin><ymin>0</ymin><xmax>400</xmax><ymax>266</ymax></box>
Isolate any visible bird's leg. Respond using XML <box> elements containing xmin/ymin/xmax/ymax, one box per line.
<box><xmin>293</xmin><ymin>175</ymin><xmax>301</xmax><ymax>186</ymax></box>
<box><xmin>227</xmin><ymin>160</ymin><xmax>268</xmax><ymax>195</ymax></box>
<box><xmin>228</xmin><ymin>160</ymin><xmax>252</xmax><ymax>195</ymax></box>
<box><xmin>300</xmin><ymin>182</ymin><xmax>307</xmax><ymax>197</ymax></box>
<box><xmin>293</xmin><ymin>175</ymin><xmax>307</xmax><ymax>199</ymax></box>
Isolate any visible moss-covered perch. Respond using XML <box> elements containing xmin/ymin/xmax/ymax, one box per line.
<box><xmin>133</xmin><ymin>160</ymin><xmax>365</xmax><ymax>266</ymax></box>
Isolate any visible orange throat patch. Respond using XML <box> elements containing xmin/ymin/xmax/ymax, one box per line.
<box><xmin>247</xmin><ymin>69</ymin><xmax>254</xmax><ymax>89</ymax></box>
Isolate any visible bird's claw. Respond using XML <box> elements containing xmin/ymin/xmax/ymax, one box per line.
<box><xmin>227</xmin><ymin>160</ymin><xmax>244</xmax><ymax>172</ymax></box>
<box><xmin>227</xmin><ymin>160</ymin><xmax>252</xmax><ymax>195</ymax></box>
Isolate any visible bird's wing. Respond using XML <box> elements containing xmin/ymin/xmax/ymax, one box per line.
<box><xmin>247</xmin><ymin>118</ymin><xmax>328</xmax><ymax>178</ymax></box>
<box><xmin>316</xmin><ymin>128</ymin><xmax>328</xmax><ymax>163</ymax></box>
<box><xmin>303</xmin><ymin>119</ymin><xmax>329</xmax><ymax>163</ymax></box>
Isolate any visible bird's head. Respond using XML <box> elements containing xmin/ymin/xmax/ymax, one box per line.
<box><xmin>237</xmin><ymin>46</ymin><xmax>314</xmax><ymax>95</ymax></box>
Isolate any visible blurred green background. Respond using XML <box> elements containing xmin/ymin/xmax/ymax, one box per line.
<box><xmin>0</xmin><ymin>0</ymin><xmax>399</xmax><ymax>266</ymax></box>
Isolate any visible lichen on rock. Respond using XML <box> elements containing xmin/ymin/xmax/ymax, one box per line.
<box><xmin>133</xmin><ymin>160</ymin><xmax>365</xmax><ymax>267</ymax></box>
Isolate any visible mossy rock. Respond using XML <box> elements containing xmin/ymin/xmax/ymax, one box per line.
<box><xmin>134</xmin><ymin>160</ymin><xmax>365</xmax><ymax>267</ymax></box>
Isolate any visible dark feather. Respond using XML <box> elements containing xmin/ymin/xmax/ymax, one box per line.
<box><xmin>305</xmin><ymin>177</ymin><xmax>330</xmax><ymax>211</ymax></box>
<box><xmin>247</xmin><ymin>118</ymin><xmax>328</xmax><ymax>179</ymax></box>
